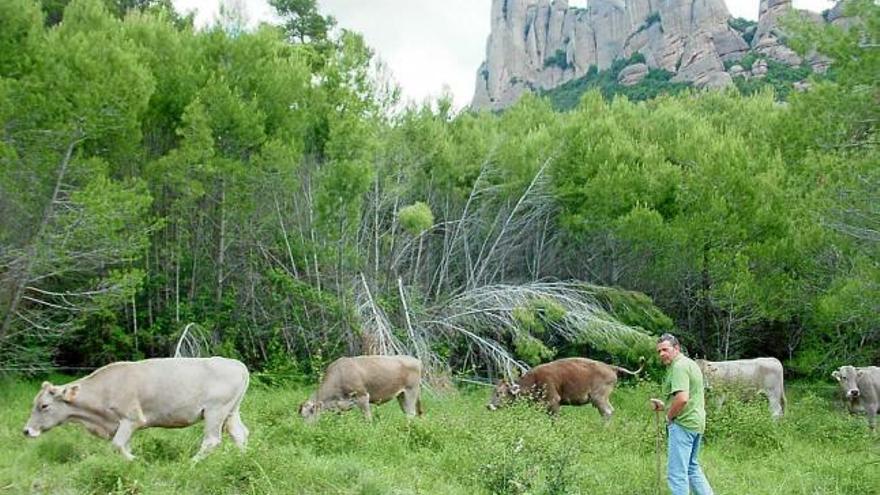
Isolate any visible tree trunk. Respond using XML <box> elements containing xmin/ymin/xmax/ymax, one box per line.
<box><xmin>1</xmin><ymin>133</ymin><xmax>80</xmax><ymax>339</ymax></box>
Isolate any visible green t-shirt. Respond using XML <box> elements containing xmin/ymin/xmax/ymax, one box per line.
<box><xmin>662</xmin><ymin>354</ymin><xmax>707</xmax><ymax>433</ymax></box>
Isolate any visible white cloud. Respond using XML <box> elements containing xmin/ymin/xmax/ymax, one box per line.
<box><xmin>172</xmin><ymin>0</ymin><xmax>836</xmax><ymax>110</ymax></box>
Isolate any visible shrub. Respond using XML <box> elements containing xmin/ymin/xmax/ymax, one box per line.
<box><xmin>513</xmin><ymin>332</ymin><xmax>556</xmax><ymax>365</ymax></box>
<box><xmin>704</xmin><ymin>385</ymin><xmax>784</xmax><ymax>451</ymax></box>
<box><xmin>398</xmin><ymin>201</ymin><xmax>434</xmax><ymax>234</ymax></box>
<box><xmin>544</xmin><ymin>49</ymin><xmax>570</xmax><ymax>70</ymax></box>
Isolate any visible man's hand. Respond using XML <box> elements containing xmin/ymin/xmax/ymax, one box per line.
<box><xmin>649</xmin><ymin>398</ymin><xmax>664</xmax><ymax>412</ymax></box>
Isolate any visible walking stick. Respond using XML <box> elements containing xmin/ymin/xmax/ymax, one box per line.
<box><xmin>649</xmin><ymin>398</ymin><xmax>664</xmax><ymax>495</ymax></box>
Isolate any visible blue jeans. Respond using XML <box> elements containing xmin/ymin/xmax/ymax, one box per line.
<box><xmin>667</xmin><ymin>422</ymin><xmax>713</xmax><ymax>495</ymax></box>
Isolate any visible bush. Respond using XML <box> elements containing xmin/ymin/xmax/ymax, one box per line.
<box><xmin>469</xmin><ymin>403</ymin><xmax>577</xmax><ymax>494</ymax></box>
<box><xmin>544</xmin><ymin>49</ymin><xmax>570</xmax><ymax>70</ymax></box>
<box><xmin>398</xmin><ymin>201</ymin><xmax>435</xmax><ymax>234</ymax></box>
<box><xmin>75</xmin><ymin>457</ymin><xmax>142</xmax><ymax>494</ymax></box>
<box><xmin>704</xmin><ymin>385</ymin><xmax>784</xmax><ymax>451</ymax></box>
<box><xmin>513</xmin><ymin>332</ymin><xmax>555</xmax><ymax>365</ymax></box>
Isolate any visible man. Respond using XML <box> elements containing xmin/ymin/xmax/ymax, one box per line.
<box><xmin>650</xmin><ymin>333</ymin><xmax>714</xmax><ymax>495</ymax></box>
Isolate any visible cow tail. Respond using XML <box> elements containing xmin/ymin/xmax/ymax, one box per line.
<box><xmin>615</xmin><ymin>356</ymin><xmax>646</xmax><ymax>377</ymax></box>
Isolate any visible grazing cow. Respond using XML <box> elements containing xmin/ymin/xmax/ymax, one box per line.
<box><xmin>832</xmin><ymin>365</ymin><xmax>880</xmax><ymax>431</ymax></box>
<box><xmin>23</xmin><ymin>357</ymin><xmax>250</xmax><ymax>461</ymax></box>
<box><xmin>299</xmin><ymin>355</ymin><xmax>423</xmax><ymax>423</ymax></box>
<box><xmin>696</xmin><ymin>357</ymin><xmax>786</xmax><ymax>419</ymax></box>
<box><xmin>486</xmin><ymin>357</ymin><xmax>644</xmax><ymax>417</ymax></box>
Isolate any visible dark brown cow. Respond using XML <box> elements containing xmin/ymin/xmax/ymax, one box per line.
<box><xmin>487</xmin><ymin>357</ymin><xmax>644</xmax><ymax>417</ymax></box>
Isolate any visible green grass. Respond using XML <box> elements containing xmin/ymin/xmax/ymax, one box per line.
<box><xmin>0</xmin><ymin>376</ymin><xmax>877</xmax><ymax>494</ymax></box>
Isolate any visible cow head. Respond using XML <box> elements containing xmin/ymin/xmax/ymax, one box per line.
<box><xmin>695</xmin><ymin>360</ymin><xmax>718</xmax><ymax>389</ymax></box>
<box><xmin>487</xmin><ymin>380</ymin><xmax>521</xmax><ymax>411</ymax></box>
<box><xmin>298</xmin><ymin>398</ymin><xmax>324</xmax><ymax>423</ymax></box>
<box><xmin>832</xmin><ymin>366</ymin><xmax>863</xmax><ymax>400</ymax></box>
<box><xmin>23</xmin><ymin>381</ymin><xmax>80</xmax><ymax>438</ymax></box>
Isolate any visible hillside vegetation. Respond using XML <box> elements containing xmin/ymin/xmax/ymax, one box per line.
<box><xmin>0</xmin><ymin>0</ymin><xmax>877</xmax><ymax>381</ymax></box>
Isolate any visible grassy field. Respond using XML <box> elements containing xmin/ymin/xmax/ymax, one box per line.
<box><xmin>0</xmin><ymin>375</ymin><xmax>877</xmax><ymax>494</ymax></box>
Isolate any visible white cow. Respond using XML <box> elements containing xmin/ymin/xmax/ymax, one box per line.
<box><xmin>23</xmin><ymin>357</ymin><xmax>250</xmax><ymax>460</ymax></box>
<box><xmin>697</xmin><ymin>357</ymin><xmax>786</xmax><ymax>419</ymax></box>
<box><xmin>832</xmin><ymin>365</ymin><xmax>880</xmax><ymax>431</ymax></box>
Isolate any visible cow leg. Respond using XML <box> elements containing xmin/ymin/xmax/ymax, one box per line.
<box><xmin>224</xmin><ymin>409</ymin><xmax>249</xmax><ymax>450</ymax></box>
<box><xmin>194</xmin><ymin>409</ymin><xmax>226</xmax><ymax>461</ymax></box>
<box><xmin>769</xmin><ymin>394</ymin><xmax>784</xmax><ymax>419</ymax></box>
<box><xmin>399</xmin><ymin>387</ymin><xmax>420</xmax><ymax>417</ymax></box>
<box><xmin>111</xmin><ymin>419</ymin><xmax>139</xmax><ymax>461</ymax></box>
<box><xmin>355</xmin><ymin>393</ymin><xmax>372</xmax><ymax>421</ymax></box>
<box><xmin>867</xmin><ymin>407</ymin><xmax>877</xmax><ymax>431</ymax></box>
<box><xmin>545</xmin><ymin>392</ymin><xmax>562</xmax><ymax>415</ymax></box>
<box><xmin>592</xmin><ymin>397</ymin><xmax>614</xmax><ymax>422</ymax></box>
<box><xmin>396</xmin><ymin>393</ymin><xmax>408</xmax><ymax>416</ymax></box>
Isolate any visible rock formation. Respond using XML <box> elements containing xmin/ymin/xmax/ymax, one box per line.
<box><xmin>472</xmin><ymin>0</ymin><xmax>832</xmax><ymax>110</ymax></box>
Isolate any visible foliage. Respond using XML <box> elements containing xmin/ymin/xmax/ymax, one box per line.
<box><xmin>592</xmin><ymin>286</ymin><xmax>675</xmax><ymax>335</ymax></box>
<box><xmin>639</xmin><ymin>11</ymin><xmax>661</xmax><ymax>32</ymax></box>
<box><xmin>542</xmin><ymin>54</ymin><xmax>690</xmax><ymax>110</ymax></box>
<box><xmin>398</xmin><ymin>201</ymin><xmax>435</xmax><ymax>235</ymax></box>
<box><xmin>0</xmin><ymin>0</ymin><xmax>877</xmax><ymax>380</ymax></box>
<box><xmin>728</xmin><ymin>17</ymin><xmax>757</xmax><ymax>44</ymax></box>
<box><xmin>543</xmin><ymin>49</ymin><xmax>570</xmax><ymax>70</ymax></box>
<box><xmin>731</xmin><ymin>59</ymin><xmax>812</xmax><ymax>99</ymax></box>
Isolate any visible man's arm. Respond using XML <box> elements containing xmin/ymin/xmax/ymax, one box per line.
<box><xmin>667</xmin><ymin>390</ymin><xmax>689</xmax><ymax>422</ymax></box>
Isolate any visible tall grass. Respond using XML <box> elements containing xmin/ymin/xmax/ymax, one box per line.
<box><xmin>0</xmin><ymin>376</ymin><xmax>876</xmax><ymax>494</ymax></box>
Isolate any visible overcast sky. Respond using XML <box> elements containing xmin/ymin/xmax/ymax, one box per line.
<box><xmin>172</xmin><ymin>0</ymin><xmax>837</xmax><ymax>109</ymax></box>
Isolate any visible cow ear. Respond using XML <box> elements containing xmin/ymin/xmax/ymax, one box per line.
<box><xmin>856</xmin><ymin>370</ymin><xmax>864</xmax><ymax>378</ymax></box>
<box><xmin>62</xmin><ymin>384</ymin><xmax>80</xmax><ymax>403</ymax></box>
<box><xmin>831</xmin><ymin>371</ymin><xmax>840</xmax><ymax>382</ymax></box>
<box><xmin>41</xmin><ymin>381</ymin><xmax>53</xmax><ymax>391</ymax></box>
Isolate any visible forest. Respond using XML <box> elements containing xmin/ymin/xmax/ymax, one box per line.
<box><xmin>0</xmin><ymin>0</ymin><xmax>877</xmax><ymax>383</ymax></box>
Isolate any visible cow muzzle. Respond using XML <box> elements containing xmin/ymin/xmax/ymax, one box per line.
<box><xmin>22</xmin><ymin>427</ymin><xmax>40</xmax><ymax>438</ymax></box>
<box><xmin>846</xmin><ymin>389</ymin><xmax>860</xmax><ymax>398</ymax></box>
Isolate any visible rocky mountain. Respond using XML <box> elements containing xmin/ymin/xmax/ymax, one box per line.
<box><xmin>472</xmin><ymin>0</ymin><xmax>833</xmax><ymax>110</ymax></box>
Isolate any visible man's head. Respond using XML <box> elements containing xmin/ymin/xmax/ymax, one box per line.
<box><xmin>656</xmin><ymin>333</ymin><xmax>681</xmax><ymax>366</ymax></box>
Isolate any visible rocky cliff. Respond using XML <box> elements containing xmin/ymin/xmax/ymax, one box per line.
<box><xmin>472</xmin><ymin>0</ymin><xmax>828</xmax><ymax>110</ymax></box>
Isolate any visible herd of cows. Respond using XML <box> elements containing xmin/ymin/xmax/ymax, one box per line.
<box><xmin>20</xmin><ymin>354</ymin><xmax>880</xmax><ymax>461</ymax></box>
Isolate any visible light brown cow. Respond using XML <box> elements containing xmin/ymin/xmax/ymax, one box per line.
<box><xmin>832</xmin><ymin>365</ymin><xmax>880</xmax><ymax>431</ymax></box>
<box><xmin>23</xmin><ymin>357</ymin><xmax>249</xmax><ymax>461</ymax></box>
<box><xmin>486</xmin><ymin>357</ymin><xmax>644</xmax><ymax>417</ymax></box>
<box><xmin>696</xmin><ymin>357</ymin><xmax>786</xmax><ymax>419</ymax></box>
<box><xmin>299</xmin><ymin>355</ymin><xmax>423</xmax><ymax>423</ymax></box>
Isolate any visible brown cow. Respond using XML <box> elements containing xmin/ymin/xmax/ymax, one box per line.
<box><xmin>487</xmin><ymin>357</ymin><xmax>644</xmax><ymax>417</ymax></box>
<box><xmin>299</xmin><ymin>355</ymin><xmax>423</xmax><ymax>423</ymax></box>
